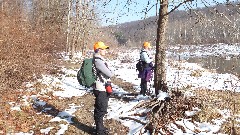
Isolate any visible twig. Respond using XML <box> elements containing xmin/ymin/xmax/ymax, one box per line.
<box><xmin>167</xmin><ymin>0</ymin><xmax>194</xmax><ymax>16</ymax></box>
<box><xmin>129</xmin><ymin>98</ymin><xmax>158</xmax><ymax>112</ymax></box>
<box><xmin>119</xmin><ymin>116</ymin><xmax>146</xmax><ymax>125</ymax></box>
<box><xmin>183</xmin><ymin>119</ymin><xmax>194</xmax><ymax>133</ymax></box>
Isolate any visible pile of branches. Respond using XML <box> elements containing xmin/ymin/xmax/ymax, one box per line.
<box><xmin>120</xmin><ymin>90</ymin><xmax>201</xmax><ymax>134</ymax></box>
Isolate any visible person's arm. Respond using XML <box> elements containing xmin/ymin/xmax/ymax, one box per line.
<box><xmin>95</xmin><ymin>59</ymin><xmax>114</xmax><ymax>78</ymax></box>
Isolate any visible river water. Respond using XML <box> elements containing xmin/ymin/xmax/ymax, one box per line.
<box><xmin>186</xmin><ymin>56</ymin><xmax>240</xmax><ymax>76</ymax></box>
<box><xmin>168</xmin><ymin>44</ymin><xmax>240</xmax><ymax>76</ymax></box>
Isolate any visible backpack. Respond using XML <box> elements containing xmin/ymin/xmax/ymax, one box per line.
<box><xmin>136</xmin><ymin>51</ymin><xmax>147</xmax><ymax>72</ymax></box>
<box><xmin>77</xmin><ymin>58</ymin><xmax>97</xmax><ymax>88</ymax></box>
<box><xmin>136</xmin><ymin>60</ymin><xmax>145</xmax><ymax>72</ymax></box>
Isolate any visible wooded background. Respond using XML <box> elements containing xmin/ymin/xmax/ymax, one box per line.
<box><xmin>1</xmin><ymin>0</ymin><xmax>239</xmax><ymax>93</ymax></box>
<box><xmin>114</xmin><ymin>1</ymin><xmax>240</xmax><ymax>46</ymax></box>
<box><xmin>1</xmin><ymin>0</ymin><xmax>240</xmax><ymax>134</ymax></box>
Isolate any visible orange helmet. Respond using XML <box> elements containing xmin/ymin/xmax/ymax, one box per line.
<box><xmin>94</xmin><ymin>41</ymin><xmax>109</xmax><ymax>51</ymax></box>
<box><xmin>143</xmin><ymin>42</ymin><xmax>152</xmax><ymax>48</ymax></box>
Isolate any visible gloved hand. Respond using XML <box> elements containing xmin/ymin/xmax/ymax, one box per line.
<box><xmin>149</xmin><ymin>62</ymin><xmax>154</xmax><ymax>67</ymax></box>
<box><xmin>149</xmin><ymin>62</ymin><xmax>155</xmax><ymax>70</ymax></box>
<box><xmin>105</xmin><ymin>81</ymin><xmax>113</xmax><ymax>94</ymax></box>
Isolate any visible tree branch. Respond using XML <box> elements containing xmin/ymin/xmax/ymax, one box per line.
<box><xmin>167</xmin><ymin>0</ymin><xmax>194</xmax><ymax>16</ymax></box>
<box><xmin>119</xmin><ymin>116</ymin><xmax>146</xmax><ymax>125</ymax></box>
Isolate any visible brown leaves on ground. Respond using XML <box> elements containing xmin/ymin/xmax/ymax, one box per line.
<box><xmin>112</xmin><ymin>76</ymin><xmax>137</xmax><ymax>94</ymax></box>
<box><xmin>0</xmin><ymin>9</ymin><xmax>65</xmax><ymax>134</ymax></box>
<box><xmin>0</xmin><ymin>9</ymin><xmax>65</xmax><ymax>93</ymax></box>
<box><xmin>194</xmin><ymin>89</ymin><xmax>240</xmax><ymax>135</ymax></box>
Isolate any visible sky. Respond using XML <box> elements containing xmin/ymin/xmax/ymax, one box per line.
<box><xmin>96</xmin><ymin>0</ymin><xmax>232</xmax><ymax>26</ymax></box>
<box><xmin>13</xmin><ymin>43</ymin><xmax>240</xmax><ymax>135</ymax></box>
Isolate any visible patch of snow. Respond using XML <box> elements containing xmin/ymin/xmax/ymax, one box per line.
<box><xmin>40</xmin><ymin>127</ymin><xmax>54</xmax><ymax>134</ymax></box>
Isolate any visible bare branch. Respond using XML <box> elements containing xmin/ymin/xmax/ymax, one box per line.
<box><xmin>119</xmin><ymin>116</ymin><xmax>146</xmax><ymax>125</ymax></box>
<box><xmin>167</xmin><ymin>0</ymin><xmax>194</xmax><ymax>15</ymax></box>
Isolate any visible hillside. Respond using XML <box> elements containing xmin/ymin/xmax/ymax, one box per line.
<box><xmin>111</xmin><ymin>2</ymin><xmax>240</xmax><ymax>47</ymax></box>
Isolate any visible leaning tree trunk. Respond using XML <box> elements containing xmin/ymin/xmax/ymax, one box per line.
<box><xmin>154</xmin><ymin>0</ymin><xmax>169</xmax><ymax>96</ymax></box>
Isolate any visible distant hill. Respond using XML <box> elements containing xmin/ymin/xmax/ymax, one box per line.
<box><xmin>109</xmin><ymin>1</ymin><xmax>240</xmax><ymax>47</ymax></box>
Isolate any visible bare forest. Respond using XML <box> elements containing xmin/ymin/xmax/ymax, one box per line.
<box><xmin>0</xmin><ymin>0</ymin><xmax>118</xmax><ymax>93</ymax></box>
<box><xmin>0</xmin><ymin>0</ymin><xmax>118</xmax><ymax>132</ymax></box>
<box><xmin>1</xmin><ymin>0</ymin><xmax>239</xmax><ymax>93</ymax></box>
<box><xmin>1</xmin><ymin>0</ymin><xmax>240</xmax><ymax>134</ymax></box>
<box><xmin>113</xmin><ymin>2</ymin><xmax>240</xmax><ymax>46</ymax></box>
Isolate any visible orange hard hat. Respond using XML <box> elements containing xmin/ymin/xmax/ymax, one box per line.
<box><xmin>94</xmin><ymin>41</ymin><xmax>109</xmax><ymax>51</ymax></box>
<box><xmin>143</xmin><ymin>42</ymin><xmax>152</xmax><ymax>48</ymax></box>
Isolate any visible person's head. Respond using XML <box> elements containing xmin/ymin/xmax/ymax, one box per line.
<box><xmin>143</xmin><ymin>42</ymin><xmax>152</xmax><ymax>50</ymax></box>
<box><xmin>93</xmin><ymin>41</ymin><xmax>109</xmax><ymax>56</ymax></box>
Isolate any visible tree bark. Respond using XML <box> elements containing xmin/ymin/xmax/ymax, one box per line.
<box><xmin>154</xmin><ymin>0</ymin><xmax>169</xmax><ymax>96</ymax></box>
<box><xmin>66</xmin><ymin>0</ymin><xmax>72</xmax><ymax>54</ymax></box>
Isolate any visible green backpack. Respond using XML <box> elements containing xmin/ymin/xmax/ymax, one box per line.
<box><xmin>77</xmin><ymin>58</ymin><xmax>97</xmax><ymax>88</ymax></box>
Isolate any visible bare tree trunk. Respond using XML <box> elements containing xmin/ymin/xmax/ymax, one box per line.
<box><xmin>1</xmin><ymin>0</ymin><xmax>4</xmax><ymax>11</ymax></box>
<box><xmin>154</xmin><ymin>0</ymin><xmax>169</xmax><ymax>96</ymax></box>
<box><xmin>66</xmin><ymin>0</ymin><xmax>72</xmax><ymax>54</ymax></box>
<box><xmin>82</xmin><ymin>0</ymin><xmax>86</xmax><ymax>56</ymax></box>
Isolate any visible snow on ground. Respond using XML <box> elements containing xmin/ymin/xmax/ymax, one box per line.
<box><xmin>13</xmin><ymin>44</ymin><xmax>240</xmax><ymax>135</ymax></box>
<box><xmin>167</xmin><ymin>43</ymin><xmax>240</xmax><ymax>58</ymax></box>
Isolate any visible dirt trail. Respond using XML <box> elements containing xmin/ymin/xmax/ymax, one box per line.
<box><xmin>61</xmin><ymin>77</ymin><xmax>140</xmax><ymax>135</ymax></box>
<box><xmin>2</xmin><ymin>59</ymin><xmax>142</xmax><ymax>135</ymax></box>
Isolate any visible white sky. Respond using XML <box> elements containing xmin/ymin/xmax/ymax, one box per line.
<box><xmin>13</xmin><ymin>43</ymin><xmax>240</xmax><ymax>135</ymax></box>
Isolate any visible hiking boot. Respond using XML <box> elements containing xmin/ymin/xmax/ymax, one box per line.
<box><xmin>95</xmin><ymin>131</ymin><xmax>109</xmax><ymax>135</ymax></box>
<box><xmin>95</xmin><ymin>128</ymin><xmax>109</xmax><ymax>135</ymax></box>
<box><xmin>104</xmin><ymin>127</ymin><xmax>109</xmax><ymax>133</ymax></box>
<box><xmin>140</xmin><ymin>90</ymin><xmax>143</xmax><ymax>95</ymax></box>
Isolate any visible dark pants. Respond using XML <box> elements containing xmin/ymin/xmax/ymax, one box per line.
<box><xmin>140</xmin><ymin>78</ymin><xmax>147</xmax><ymax>96</ymax></box>
<box><xmin>93</xmin><ymin>90</ymin><xmax>109</xmax><ymax>135</ymax></box>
